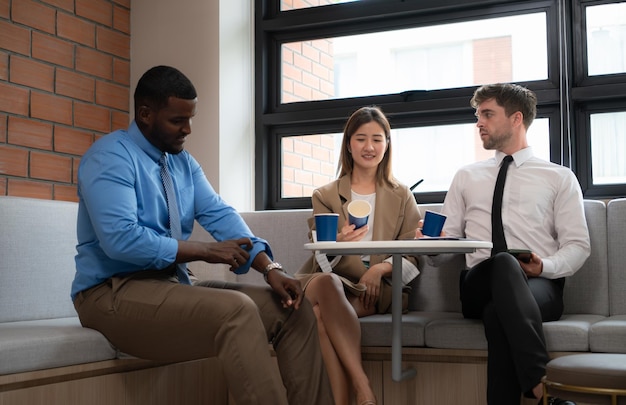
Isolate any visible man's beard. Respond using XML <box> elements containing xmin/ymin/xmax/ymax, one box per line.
<box><xmin>482</xmin><ymin>131</ymin><xmax>512</xmax><ymax>150</ymax></box>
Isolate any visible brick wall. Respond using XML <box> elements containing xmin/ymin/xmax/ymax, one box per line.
<box><xmin>0</xmin><ymin>0</ymin><xmax>131</xmax><ymax>202</ymax></box>
<box><xmin>281</xmin><ymin>0</ymin><xmax>337</xmax><ymax>198</ymax></box>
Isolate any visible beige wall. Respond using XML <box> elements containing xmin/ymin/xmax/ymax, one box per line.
<box><xmin>131</xmin><ymin>0</ymin><xmax>254</xmax><ymax>210</ymax></box>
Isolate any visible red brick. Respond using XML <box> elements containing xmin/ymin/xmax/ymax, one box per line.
<box><xmin>56</xmin><ymin>69</ymin><xmax>95</xmax><ymax>102</ymax></box>
<box><xmin>40</xmin><ymin>0</ymin><xmax>74</xmax><ymax>13</ymax></box>
<box><xmin>0</xmin><ymin>113</ymin><xmax>6</xmax><ymax>142</ymax></box>
<box><xmin>31</xmin><ymin>92</ymin><xmax>73</xmax><ymax>125</ymax></box>
<box><xmin>0</xmin><ymin>51</ymin><xmax>7</xmax><ymax>80</ymax></box>
<box><xmin>54</xmin><ymin>183</ymin><xmax>78</xmax><ymax>202</ymax></box>
<box><xmin>302</xmin><ymin>42</ymin><xmax>321</xmax><ymax>63</ymax></box>
<box><xmin>113</xmin><ymin>0</ymin><xmax>130</xmax><ymax>9</ymax></box>
<box><xmin>7</xmin><ymin>178</ymin><xmax>53</xmax><ymax>200</ymax></box>
<box><xmin>76</xmin><ymin>46</ymin><xmax>113</xmax><ymax>80</ymax></box>
<box><xmin>57</xmin><ymin>12</ymin><xmax>96</xmax><ymax>47</ymax></box>
<box><xmin>113</xmin><ymin>4</ymin><xmax>130</xmax><ymax>35</ymax></box>
<box><xmin>0</xmin><ymin>20</ymin><xmax>30</xmax><ymax>56</ymax></box>
<box><xmin>0</xmin><ymin>145</ymin><xmax>29</xmax><ymax>176</ymax></box>
<box><xmin>32</xmin><ymin>32</ymin><xmax>74</xmax><ymax>68</ymax></box>
<box><xmin>7</xmin><ymin>116</ymin><xmax>54</xmax><ymax>150</ymax></box>
<box><xmin>0</xmin><ymin>82</ymin><xmax>29</xmax><ymax>116</ymax></box>
<box><xmin>113</xmin><ymin>58</ymin><xmax>130</xmax><ymax>86</ymax></box>
<box><xmin>74</xmin><ymin>102</ymin><xmax>111</xmax><ymax>133</ymax></box>
<box><xmin>96</xmin><ymin>80</ymin><xmax>128</xmax><ymax>110</ymax></box>
<box><xmin>0</xmin><ymin>0</ymin><xmax>8</xmax><ymax>18</ymax></box>
<box><xmin>76</xmin><ymin>0</ymin><xmax>112</xmax><ymax>27</ymax></box>
<box><xmin>112</xmin><ymin>110</ymin><xmax>130</xmax><ymax>130</ymax></box>
<box><xmin>96</xmin><ymin>26</ymin><xmax>130</xmax><ymax>59</ymax></box>
<box><xmin>10</xmin><ymin>56</ymin><xmax>55</xmax><ymax>92</ymax></box>
<box><xmin>31</xmin><ymin>151</ymin><xmax>72</xmax><ymax>182</ymax></box>
<box><xmin>54</xmin><ymin>126</ymin><xmax>94</xmax><ymax>155</ymax></box>
<box><xmin>72</xmin><ymin>157</ymin><xmax>79</xmax><ymax>183</ymax></box>
<box><xmin>12</xmin><ymin>0</ymin><xmax>56</xmax><ymax>34</ymax></box>
<box><xmin>0</xmin><ymin>177</ymin><xmax>6</xmax><ymax>195</ymax></box>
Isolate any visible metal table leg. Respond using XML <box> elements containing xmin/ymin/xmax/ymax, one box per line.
<box><xmin>391</xmin><ymin>253</ymin><xmax>417</xmax><ymax>382</ymax></box>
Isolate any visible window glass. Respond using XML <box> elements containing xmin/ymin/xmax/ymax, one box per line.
<box><xmin>281</xmin><ymin>118</ymin><xmax>550</xmax><ymax>197</ymax></box>
<box><xmin>586</xmin><ymin>2</ymin><xmax>626</xmax><ymax>76</ymax></box>
<box><xmin>281</xmin><ymin>0</ymin><xmax>359</xmax><ymax>11</ymax></box>
<box><xmin>281</xmin><ymin>13</ymin><xmax>547</xmax><ymax>103</ymax></box>
<box><xmin>590</xmin><ymin>111</ymin><xmax>626</xmax><ymax>185</ymax></box>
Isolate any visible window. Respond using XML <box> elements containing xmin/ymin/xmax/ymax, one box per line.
<box><xmin>590</xmin><ymin>111</ymin><xmax>626</xmax><ymax>185</ymax></box>
<box><xmin>281</xmin><ymin>0</ymin><xmax>360</xmax><ymax>12</ymax></box>
<box><xmin>257</xmin><ymin>0</ymin><xmax>626</xmax><ymax>209</ymax></box>
<box><xmin>281</xmin><ymin>13</ymin><xmax>548</xmax><ymax>103</ymax></box>
<box><xmin>586</xmin><ymin>2</ymin><xmax>626</xmax><ymax>76</ymax></box>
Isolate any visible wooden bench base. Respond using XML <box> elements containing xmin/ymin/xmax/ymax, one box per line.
<box><xmin>0</xmin><ymin>358</ymin><xmax>229</xmax><ymax>405</ymax></box>
<box><xmin>0</xmin><ymin>348</ymin><xmax>578</xmax><ymax>405</ymax></box>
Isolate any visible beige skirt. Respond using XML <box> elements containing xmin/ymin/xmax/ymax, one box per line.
<box><xmin>295</xmin><ymin>272</ymin><xmax>410</xmax><ymax>314</ymax></box>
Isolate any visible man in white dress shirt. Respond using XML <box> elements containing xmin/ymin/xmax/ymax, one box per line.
<box><xmin>440</xmin><ymin>83</ymin><xmax>590</xmax><ymax>404</ymax></box>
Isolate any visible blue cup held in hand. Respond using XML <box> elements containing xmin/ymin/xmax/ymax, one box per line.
<box><xmin>422</xmin><ymin>210</ymin><xmax>447</xmax><ymax>237</ymax></box>
<box><xmin>347</xmin><ymin>200</ymin><xmax>371</xmax><ymax>229</ymax></box>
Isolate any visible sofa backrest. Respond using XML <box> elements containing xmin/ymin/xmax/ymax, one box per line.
<box><xmin>607</xmin><ymin>198</ymin><xmax>626</xmax><ymax>316</ymax></box>
<box><xmin>0</xmin><ymin>196</ymin><xmax>79</xmax><ymax>322</ymax></box>
<box><xmin>409</xmin><ymin>200</ymin><xmax>610</xmax><ymax>315</ymax></box>
<box><xmin>563</xmin><ymin>199</ymin><xmax>609</xmax><ymax>316</ymax></box>
<box><xmin>410</xmin><ymin>204</ymin><xmax>465</xmax><ymax>312</ymax></box>
<box><xmin>189</xmin><ymin>209</ymin><xmax>313</xmax><ymax>284</ymax></box>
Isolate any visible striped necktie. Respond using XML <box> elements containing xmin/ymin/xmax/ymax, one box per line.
<box><xmin>159</xmin><ymin>153</ymin><xmax>192</xmax><ymax>285</ymax></box>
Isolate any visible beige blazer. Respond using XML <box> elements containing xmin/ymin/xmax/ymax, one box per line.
<box><xmin>296</xmin><ymin>175</ymin><xmax>422</xmax><ymax>309</ymax></box>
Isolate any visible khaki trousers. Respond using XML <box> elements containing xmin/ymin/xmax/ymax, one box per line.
<box><xmin>74</xmin><ymin>274</ymin><xmax>334</xmax><ymax>405</ymax></box>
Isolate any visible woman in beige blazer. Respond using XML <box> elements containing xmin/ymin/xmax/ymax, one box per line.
<box><xmin>297</xmin><ymin>106</ymin><xmax>422</xmax><ymax>405</ymax></box>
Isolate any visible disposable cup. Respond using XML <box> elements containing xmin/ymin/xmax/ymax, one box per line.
<box><xmin>422</xmin><ymin>210</ymin><xmax>447</xmax><ymax>237</ymax></box>
<box><xmin>347</xmin><ymin>200</ymin><xmax>371</xmax><ymax>229</ymax></box>
<box><xmin>314</xmin><ymin>213</ymin><xmax>339</xmax><ymax>242</ymax></box>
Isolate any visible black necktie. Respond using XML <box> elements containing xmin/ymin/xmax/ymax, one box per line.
<box><xmin>491</xmin><ymin>155</ymin><xmax>514</xmax><ymax>255</ymax></box>
<box><xmin>159</xmin><ymin>153</ymin><xmax>192</xmax><ymax>285</ymax></box>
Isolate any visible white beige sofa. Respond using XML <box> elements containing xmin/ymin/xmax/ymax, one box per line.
<box><xmin>1</xmin><ymin>196</ymin><xmax>624</xmax><ymax>405</ymax></box>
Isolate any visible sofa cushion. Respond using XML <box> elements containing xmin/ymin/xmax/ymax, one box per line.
<box><xmin>360</xmin><ymin>312</ymin><xmax>462</xmax><ymax>347</ymax></box>
<box><xmin>608</xmin><ymin>198</ymin><xmax>626</xmax><ymax>316</ymax></box>
<box><xmin>0</xmin><ymin>197</ymin><xmax>79</xmax><ymax>323</ymax></box>
<box><xmin>543</xmin><ymin>314</ymin><xmax>605</xmax><ymax>352</ymax></box>
<box><xmin>424</xmin><ymin>315</ymin><xmax>487</xmax><ymax>350</ymax></box>
<box><xmin>423</xmin><ymin>314</ymin><xmax>603</xmax><ymax>352</ymax></box>
<box><xmin>563</xmin><ymin>200</ymin><xmax>609</xmax><ymax>316</ymax></box>
<box><xmin>589</xmin><ymin>315</ymin><xmax>626</xmax><ymax>353</ymax></box>
<box><xmin>0</xmin><ymin>317</ymin><xmax>117</xmax><ymax>375</ymax></box>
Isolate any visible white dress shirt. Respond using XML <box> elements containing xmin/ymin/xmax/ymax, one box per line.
<box><xmin>441</xmin><ymin>147</ymin><xmax>590</xmax><ymax>279</ymax></box>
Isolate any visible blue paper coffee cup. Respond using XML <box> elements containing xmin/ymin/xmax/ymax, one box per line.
<box><xmin>314</xmin><ymin>213</ymin><xmax>339</xmax><ymax>241</ymax></box>
<box><xmin>422</xmin><ymin>210</ymin><xmax>447</xmax><ymax>237</ymax></box>
<box><xmin>347</xmin><ymin>200</ymin><xmax>371</xmax><ymax>229</ymax></box>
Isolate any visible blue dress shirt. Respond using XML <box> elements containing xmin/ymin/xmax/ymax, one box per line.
<box><xmin>71</xmin><ymin>121</ymin><xmax>271</xmax><ymax>300</ymax></box>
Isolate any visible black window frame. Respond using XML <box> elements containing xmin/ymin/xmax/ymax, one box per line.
<box><xmin>255</xmin><ymin>0</ymin><xmax>626</xmax><ymax>210</ymax></box>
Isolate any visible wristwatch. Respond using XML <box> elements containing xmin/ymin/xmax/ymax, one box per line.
<box><xmin>262</xmin><ymin>262</ymin><xmax>284</xmax><ymax>283</ymax></box>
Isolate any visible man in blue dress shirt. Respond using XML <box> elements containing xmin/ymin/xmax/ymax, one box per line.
<box><xmin>72</xmin><ymin>65</ymin><xmax>334</xmax><ymax>405</ymax></box>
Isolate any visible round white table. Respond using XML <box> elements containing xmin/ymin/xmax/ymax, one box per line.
<box><xmin>304</xmin><ymin>238</ymin><xmax>492</xmax><ymax>382</ymax></box>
